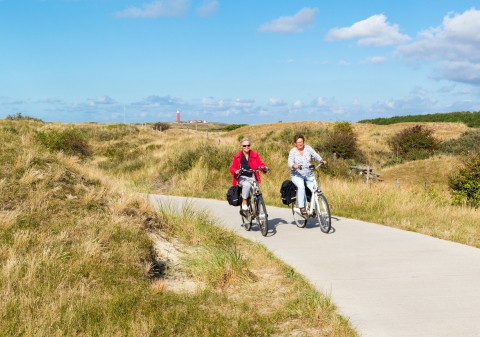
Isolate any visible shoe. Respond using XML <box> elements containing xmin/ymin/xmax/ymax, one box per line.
<box><xmin>300</xmin><ymin>207</ymin><xmax>307</xmax><ymax>216</ymax></box>
<box><xmin>241</xmin><ymin>204</ymin><xmax>248</xmax><ymax>211</ymax></box>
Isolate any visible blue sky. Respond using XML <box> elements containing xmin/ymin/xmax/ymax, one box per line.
<box><xmin>1</xmin><ymin>0</ymin><xmax>480</xmax><ymax>124</ymax></box>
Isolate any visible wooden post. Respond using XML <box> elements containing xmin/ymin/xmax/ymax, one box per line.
<box><xmin>366</xmin><ymin>166</ymin><xmax>370</xmax><ymax>186</ymax></box>
<box><xmin>424</xmin><ymin>181</ymin><xmax>427</xmax><ymax>192</ymax></box>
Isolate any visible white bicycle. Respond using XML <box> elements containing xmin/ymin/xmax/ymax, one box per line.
<box><xmin>291</xmin><ymin>163</ymin><xmax>331</xmax><ymax>233</ymax></box>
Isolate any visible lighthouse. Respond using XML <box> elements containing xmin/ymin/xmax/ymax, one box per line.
<box><xmin>176</xmin><ymin>109</ymin><xmax>180</xmax><ymax>123</ymax></box>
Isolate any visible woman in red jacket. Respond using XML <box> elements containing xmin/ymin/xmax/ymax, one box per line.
<box><xmin>229</xmin><ymin>137</ymin><xmax>268</xmax><ymax>213</ymax></box>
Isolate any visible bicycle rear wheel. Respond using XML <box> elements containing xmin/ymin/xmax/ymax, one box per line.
<box><xmin>256</xmin><ymin>196</ymin><xmax>268</xmax><ymax>236</ymax></box>
<box><xmin>291</xmin><ymin>199</ymin><xmax>307</xmax><ymax>228</ymax></box>
<box><xmin>315</xmin><ymin>193</ymin><xmax>331</xmax><ymax>233</ymax></box>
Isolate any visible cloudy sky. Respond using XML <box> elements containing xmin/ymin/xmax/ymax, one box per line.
<box><xmin>1</xmin><ymin>0</ymin><xmax>480</xmax><ymax>124</ymax></box>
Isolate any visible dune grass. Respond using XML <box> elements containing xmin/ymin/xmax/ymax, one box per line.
<box><xmin>82</xmin><ymin>121</ymin><xmax>480</xmax><ymax>249</ymax></box>
<box><xmin>1</xmin><ymin>119</ymin><xmax>357</xmax><ymax>336</ymax></box>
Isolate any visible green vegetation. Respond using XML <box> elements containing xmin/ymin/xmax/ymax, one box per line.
<box><xmin>5</xmin><ymin>112</ymin><xmax>43</xmax><ymax>122</ymax></box>
<box><xmin>449</xmin><ymin>152</ymin><xmax>480</xmax><ymax>208</ymax></box>
<box><xmin>36</xmin><ymin>127</ymin><xmax>92</xmax><ymax>157</ymax></box>
<box><xmin>387</xmin><ymin>125</ymin><xmax>438</xmax><ymax>162</ymax></box>
<box><xmin>359</xmin><ymin>111</ymin><xmax>480</xmax><ymax>127</ymax></box>
<box><xmin>152</xmin><ymin>122</ymin><xmax>171</xmax><ymax>132</ymax></box>
<box><xmin>222</xmin><ymin>124</ymin><xmax>248</xmax><ymax>131</ymax></box>
<box><xmin>317</xmin><ymin>122</ymin><xmax>362</xmax><ymax>160</ymax></box>
<box><xmin>439</xmin><ymin>129</ymin><xmax>480</xmax><ymax>155</ymax></box>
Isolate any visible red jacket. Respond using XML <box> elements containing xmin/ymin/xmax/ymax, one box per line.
<box><xmin>229</xmin><ymin>150</ymin><xmax>266</xmax><ymax>185</ymax></box>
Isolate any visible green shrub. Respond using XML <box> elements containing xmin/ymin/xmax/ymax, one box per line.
<box><xmin>223</xmin><ymin>124</ymin><xmax>247</xmax><ymax>131</ymax></box>
<box><xmin>439</xmin><ymin>130</ymin><xmax>480</xmax><ymax>155</ymax></box>
<box><xmin>152</xmin><ymin>122</ymin><xmax>171</xmax><ymax>132</ymax></box>
<box><xmin>36</xmin><ymin>128</ymin><xmax>92</xmax><ymax>157</ymax></box>
<box><xmin>5</xmin><ymin>112</ymin><xmax>43</xmax><ymax>122</ymax></box>
<box><xmin>387</xmin><ymin>125</ymin><xmax>438</xmax><ymax>161</ymax></box>
<box><xmin>449</xmin><ymin>152</ymin><xmax>480</xmax><ymax>207</ymax></box>
<box><xmin>165</xmin><ymin>144</ymin><xmax>232</xmax><ymax>175</ymax></box>
<box><xmin>272</xmin><ymin>127</ymin><xmax>315</xmax><ymax>144</ymax></box>
<box><xmin>316</xmin><ymin>122</ymin><xmax>360</xmax><ymax>160</ymax></box>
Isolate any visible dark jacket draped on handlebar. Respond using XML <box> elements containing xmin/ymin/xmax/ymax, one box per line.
<box><xmin>229</xmin><ymin>150</ymin><xmax>266</xmax><ymax>185</ymax></box>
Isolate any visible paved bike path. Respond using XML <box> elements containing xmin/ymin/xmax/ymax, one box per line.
<box><xmin>148</xmin><ymin>194</ymin><xmax>480</xmax><ymax>337</ymax></box>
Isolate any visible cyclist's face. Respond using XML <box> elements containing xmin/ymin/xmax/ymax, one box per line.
<box><xmin>295</xmin><ymin>139</ymin><xmax>304</xmax><ymax>150</ymax></box>
<box><xmin>241</xmin><ymin>142</ymin><xmax>251</xmax><ymax>153</ymax></box>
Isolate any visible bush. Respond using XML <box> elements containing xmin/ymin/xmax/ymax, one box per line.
<box><xmin>387</xmin><ymin>125</ymin><xmax>438</xmax><ymax>161</ymax></box>
<box><xmin>223</xmin><ymin>124</ymin><xmax>247</xmax><ymax>131</ymax></box>
<box><xmin>6</xmin><ymin>112</ymin><xmax>43</xmax><ymax>122</ymax></box>
<box><xmin>152</xmin><ymin>122</ymin><xmax>171</xmax><ymax>132</ymax></box>
<box><xmin>165</xmin><ymin>144</ymin><xmax>232</xmax><ymax>175</ymax></box>
<box><xmin>439</xmin><ymin>130</ymin><xmax>480</xmax><ymax>155</ymax></box>
<box><xmin>36</xmin><ymin>128</ymin><xmax>92</xmax><ymax>157</ymax></box>
<box><xmin>449</xmin><ymin>152</ymin><xmax>480</xmax><ymax>207</ymax></box>
<box><xmin>317</xmin><ymin>122</ymin><xmax>360</xmax><ymax>160</ymax></box>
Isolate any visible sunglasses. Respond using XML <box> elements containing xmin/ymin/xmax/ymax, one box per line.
<box><xmin>242</xmin><ymin>144</ymin><xmax>251</xmax><ymax>147</ymax></box>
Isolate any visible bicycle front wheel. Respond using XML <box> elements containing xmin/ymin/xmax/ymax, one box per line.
<box><xmin>315</xmin><ymin>193</ymin><xmax>331</xmax><ymax>233</ymax></box>
<box><xmin>241</xmin><ymin>200</ymin><xmax>253</xmax><ymax>231</ymax></box>
<box><xmin>256</xmin><ymin>196</ymin><xmax>268</xmax><ymax>236</ymax></box>
<box><xmin>291</xmin><ymin>199</ymin><xmax>307</xmax><ymax>228</ymax></box>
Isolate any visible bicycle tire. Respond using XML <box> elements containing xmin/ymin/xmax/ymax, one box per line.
<box><xmin>240</xmin><ymin>196</ymin><xmax>253</xmax><ymax>231</ymax></box>
<box><xmin>256</xmin><ymin>196</ymin><xmax>268</xmax><ymax>236</ymax></box>
<box><xmin>315</xmin><ymin>193</ymin><xmax>331</xmax><ymax>233</ymax></box>
<box><xmin>291</xmin><ymin>199</ymin><xmax>307</xmax><ymax>228</ymax></box>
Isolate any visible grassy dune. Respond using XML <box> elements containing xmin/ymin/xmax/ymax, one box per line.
<box><xmin>87</xmin><ymin>120</ymin><xmax>479</xmax><ymax>249</ymax></box>
<box><xmin>1</xmin><ymin>119</ymin><xmax>357</xmax><ymax>336</ymax></box>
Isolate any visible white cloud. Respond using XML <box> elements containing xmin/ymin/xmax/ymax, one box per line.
<box><xmin>115</xmin><ymin>0</ymin><xmax>189</xmax><ymax>18</ymax></box>
<box><xmin>196</xmin><ymin>0</ymin><xmax>218</xmax><ymax>17</ymax></box>
<box><xmin>326</xmin><ymin>14</ymin><xmax>410</xmax><ymax>46</ymax></box>
<box><xmin>268</xmin><ymin>98</ymin><xmax>287</xmax><ymax>106</ymax></box>
<box><xmin>362</xmin><ymin>56</ymin><xmax>386</xmax><ymax>64</ymax></box>
<box><xmin>292</xmin><ymin>100</ymin><xmax>304</xmax><ymax>109</ymax></box>
<box><xmin>88</xmin><ymin>96</ymin><xmax>117</xmax><ymax>105</ymax></box>
<box><xmin>259</xmin><ymin>7</ymin><xmax>318</xmax><ymax>33</ymax></box>
<box><xmin>338</xmin><ymin>59</ymin><xmax>350</xmax><ymax>66</ymax></box>
<box><xmin>397</xmin><ymin>8</ymin><xmax>480</xmax><ymax>85</ymax></box>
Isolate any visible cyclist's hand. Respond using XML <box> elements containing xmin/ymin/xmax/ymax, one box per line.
<box><xmin>261</xmin><ymin>166</ymin><xmax>269</xmax><ymax>173</ymax></box>
<box><xmin>321</xmin><ymin>160</ymin><xmax>328</xmax><ymax>166</ymax></box>
<box><xmin>235</xmin><ymin>169</ymin><xmax>240</xmax><ymax>175</ymax></box>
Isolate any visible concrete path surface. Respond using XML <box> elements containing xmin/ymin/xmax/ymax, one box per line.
<box><xmin>148</xmin><ymin>194</ymin><xmax>480</xmax><ymax>337</ymax></box>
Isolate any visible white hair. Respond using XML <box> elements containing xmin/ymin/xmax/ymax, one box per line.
<box><xmin>239</xmin><ymin>137</ymin><xmax>251</xmax><ymax>145</ymax></box>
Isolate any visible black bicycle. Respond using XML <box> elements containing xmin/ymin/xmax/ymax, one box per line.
<box><xmin>238</xmin><ymin>167</ymin><xmax>269</xmax><ymax>236</ymax></box>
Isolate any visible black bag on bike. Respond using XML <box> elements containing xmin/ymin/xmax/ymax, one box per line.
<box><xmin>280</xmin><ymin>180</ymin><xmax>312</xmax><ymax>204</ymax></box>
<box><xmin>280</xmin><ymin>180</ymin><xmax>297</xmax><ymax>205</ymax></box>
<box><xmin>226</xmin><ymin>185</ymin><xmax>242</xmax><ymax>206</ymax></box>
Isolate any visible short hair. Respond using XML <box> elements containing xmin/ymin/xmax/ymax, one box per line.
<box><xmin>293</xmin><ymin>134</ymin><xmax>305</xmax><ymax>143</ymax></box>
<box><xmin>239</xmin><ymin>137</ymin><xmax>251</xmax><ymax>145</ymax></box>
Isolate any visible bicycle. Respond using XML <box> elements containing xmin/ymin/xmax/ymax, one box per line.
<box><xmin>291</xmin><ymin>163</ymin><xmax>331</xmax><ymax>233</ymax></box>
<box><xmin>238</xmin><ymin>167</ymin><xmax>269</xmax><ymax>236</ymax></box>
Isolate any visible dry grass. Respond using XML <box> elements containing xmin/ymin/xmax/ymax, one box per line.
<box><xmin>1</xmin><ymin>119</ymin><xmax>357</xmax><ymax>336</ymax></box>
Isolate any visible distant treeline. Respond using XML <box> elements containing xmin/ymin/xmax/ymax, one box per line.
<box><xmin>359</xmin><ymin>111</ymin><xmax>480</xmax><ymax>127</ymax></box>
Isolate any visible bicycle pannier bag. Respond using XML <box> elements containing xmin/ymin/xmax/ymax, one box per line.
<box><xmin>280</xmin><ymin>180</ymin><xmax>297</xmax><ymax>205</ymax></box>
<box><xmin>226</xmin><ymin>185</ymin><xmax>242</xmax><ymax>206</ymax></box>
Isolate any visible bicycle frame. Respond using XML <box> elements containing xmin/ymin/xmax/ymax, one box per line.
<box><xmin>238</xmin><ymin>167</ymin><xmax>269</xmax><ymax>236</ymax></box>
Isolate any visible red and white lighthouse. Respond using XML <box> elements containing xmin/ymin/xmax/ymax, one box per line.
<box><xmin>176</xmin><ymin>109</ymin><xmax>180</xmax><ymax>123</ymax></box>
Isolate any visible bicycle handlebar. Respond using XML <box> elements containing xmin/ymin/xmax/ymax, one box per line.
<box><xmin>239</xmin><ymin>166</ymin><xmax>269</xmax><ymax>174</ymax></box>
<box><xmin>295</xmin><ymin>162</ymin><xmax>327</xmax><ymax>171</ymax></box>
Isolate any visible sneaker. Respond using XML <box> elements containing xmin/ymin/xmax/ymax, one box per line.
<box><xmin>241</xmin><ymin>204</ymin><xmax>248</xmax><ymax>211</ymax></box>
<box><xmin>300</xmin><ymin>207</ymin><xmax>307</xmax><ymax>216</ymax></box>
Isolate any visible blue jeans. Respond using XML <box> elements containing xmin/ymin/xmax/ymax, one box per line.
<box><xmin>291</xmin><ymin>174</ymin><xmax>315</xmax><ymax>208</ymax></box>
